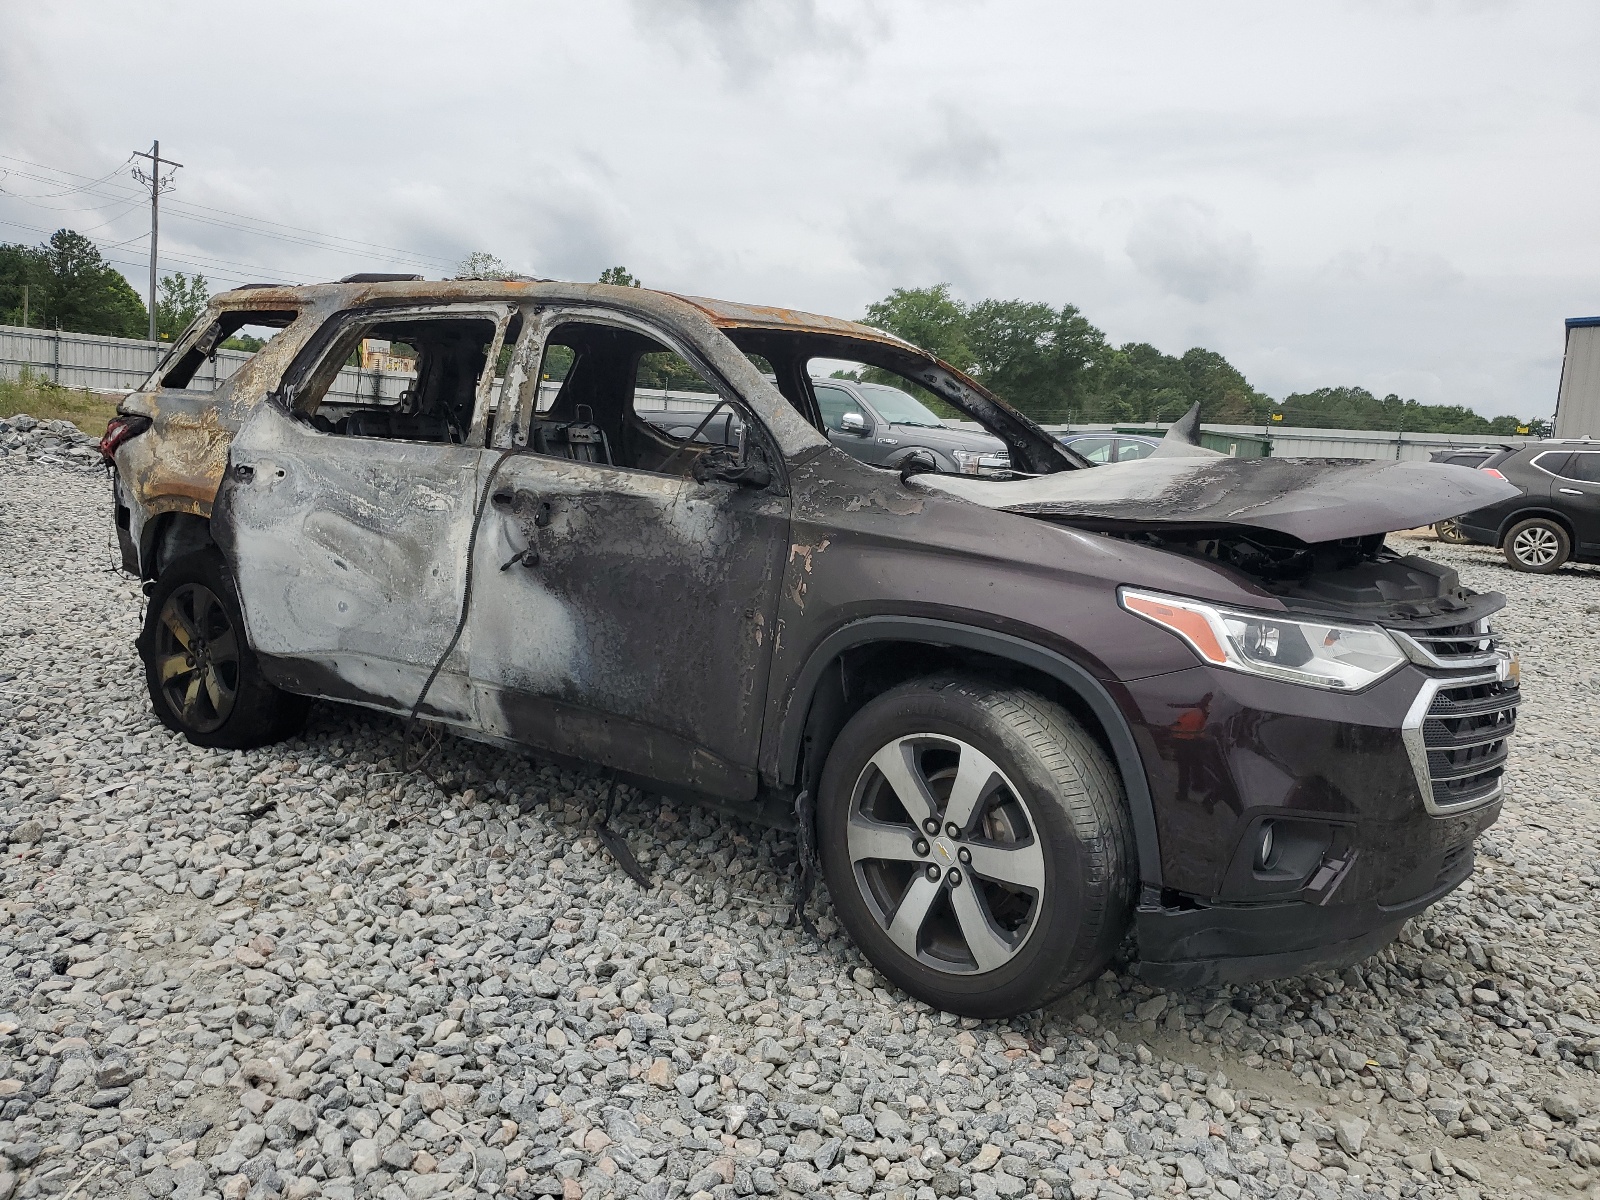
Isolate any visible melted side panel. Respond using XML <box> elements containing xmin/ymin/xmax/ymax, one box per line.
<box><xmin>117</xmin><ymin>297</ymin><xmax>336</xmax><ymax>567</ymax></box>
<box><xmin>213</xmin><ymin>402</ymin><xmax>483</xmax><ymax>721</ymax></box>
<box><xmin>468</xmin><ymin>453</ymin><xmax>791</xmax><ymax>801</ymax></box>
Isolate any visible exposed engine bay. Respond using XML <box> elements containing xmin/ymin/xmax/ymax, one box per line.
<box><xmin>1097</xmin><ymin>525</ymin><xmax>1503</xmax><ymax>628</ymax></box>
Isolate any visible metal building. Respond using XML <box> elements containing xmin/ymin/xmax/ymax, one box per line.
<box><xmin>1555</xmin><ymin>316</ymin><xmax>1600</xmax><ymax>438</ymax></box>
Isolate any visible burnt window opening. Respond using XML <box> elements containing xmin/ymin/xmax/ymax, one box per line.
<box><xmin>296</xmin><ymin>315</ymin><xmax>504</xmax><ymax>445</ymax></box>
<box><xmin>721</xmin><ymin>328</ymin><xmax>1075</xmax><ymax>477</ymax></box>
<box><xmin>160</xmin><ymin>310</ymin><xmax>300</xmax><ymax>388</ymax></box>
<box><xmin>526</xmin><ymin>321</ymin><xmax>758</xmax><ymax>479</ymax></box>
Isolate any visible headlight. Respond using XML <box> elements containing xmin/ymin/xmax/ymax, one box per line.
<box><xmin>1119</xmin><ymin>588</ymin><xmax>1407</xmax><ymax>691</ymax></box>
<box><xmin>952</xmin><ymin>449</ymin><xmax>1010</xmax><ymax>475</ymax></box>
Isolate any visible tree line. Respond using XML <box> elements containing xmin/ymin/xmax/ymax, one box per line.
<box><xmin>863</xmin><ymin>284</ymin><xmax>1549</xmax><ymax>436</ymax></box>
<box><xmin>1</xmin><ymin>234</ymin><xmax>1549</xmax><ymax>436</ymax></box>
<box><xmin>1</xmin><ymin>230</ymin><xmax>211</xmax><ymax>341</ymax></box>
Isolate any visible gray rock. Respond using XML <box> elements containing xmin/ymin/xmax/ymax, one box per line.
<box><xmin>349</xmin><ymin>1139</ymin><xmax>380</xmax><ymax>1177</ymax></box>
<box><xmin>1544</xmin><ymin>1092</ymin><xmax>1583</xmax><ymax>1122</ymax></box>
<box><xmin>265</xmin><ymin>1097</ymin><xmax>315</xmax><ymax>1133</ymax></box>
<box><xmin>1335</xmin><ymin>1117</ymin><xmax>1368</xmax><ymax>1155</ymax></box>
<box><xmin>873</xmin><ymin>1108</ymin><xmax>909</xmax><ymax>1140</ymax></box>
<box><xmin>172</xmin><ymin>1161</ymin><xmax>210</xmax><ymax>1200</ymax></box>
<box><xmin>231</xmin><ymin>1125</ymin><xmax>267</xmax><ymax>1157</ymax></box>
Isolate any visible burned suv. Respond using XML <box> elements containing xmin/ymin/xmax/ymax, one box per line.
<box><xmin>105</xmin><ymin>279</ymin><xmax>1520</xmax><ymax>1016</ymax></box>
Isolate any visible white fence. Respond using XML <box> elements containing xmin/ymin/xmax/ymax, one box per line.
<box><xmin>0</xmin><ymin>322</ymin><xmax>412</xmax><ymax>408</ymax></box>
<box><xmin>1031</xmin><ymin>422</ymin><xmax>1542</xmax><ymax>463</ymax></box>
<box><xmin>1093</xmin><ymin>423</ymin><xmax>1535</xmax><ymax>462</ymax></box>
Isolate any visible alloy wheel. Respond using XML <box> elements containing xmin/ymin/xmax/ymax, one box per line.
<box><xmin>846</xmin><ymin>734</ymin><xmax>1044</xmax><ymax>975</ymax></box>
<box><xmin>153</xmin><ymin>582</ymin><xmax>240</xmax><ymax>733</ymax></box>
<box><xmin>1512</xmin><ymin>525</ymin><xmax>1560</xmax><ymax>568</ymax></box>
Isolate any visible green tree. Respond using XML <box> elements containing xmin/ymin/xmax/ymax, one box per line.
<box><xmin>598</xmin><ymin>266</ymin><xmax>641</xmax><ymax>288</ymax></box>
<box><xmin>962</xmin><ymin>299</ymin><xmax>1108</xmax><ymax>424</ymax></box>
<box><xmin>0</xmin><ymin>242</ymin><xmax>49</xmax><ymax>327</ymax></box>
<box><xmin>34</xmin><ymin>230</ymin><xmax>147</xmax><ymax>338</ymax></box>
<box><xmin>156</xmin><ymin>271</ymin><xmax>209</xmax><ymax>340</ymax></box>
<box><xmin>862</xmin><ymin>282</ymin><xmax>1550</xmax><ymax>433</ymax></box>
<box><xmin>863</xmin><ymin>284</ymin><xmax>972</xmax><ymax>371</ymax></box>
<box><xmin>458</xmin><ymin>251</ymin><xmax>518</xmax><ymax>280</ymax></box>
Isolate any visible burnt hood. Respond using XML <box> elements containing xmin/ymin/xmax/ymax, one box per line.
<box><xmin>910</xmin><ymin>455</ymin><xmax>1520</xmax><ymax>542</ymax></box>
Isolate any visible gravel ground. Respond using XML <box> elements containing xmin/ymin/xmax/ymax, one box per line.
<box><xmin>3</xmin><ymin>427</ymin><xmax>1600</xmax><ymax>1200</ymax></box>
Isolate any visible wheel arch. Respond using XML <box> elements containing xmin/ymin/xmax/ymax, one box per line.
<box><xmin>777</xmin><ymin>616</ymin><xmax>1163</xmax><ymax>890</ymax></box>
<box><xmin>140</xmin><ymin>506</ymin><xmax>218</xmax><ymax>581</ymax></box>
<box><xmin>1495</xmin><ymin>507</ymin><xmax>1575</xmax><ymax>547</ymax></box>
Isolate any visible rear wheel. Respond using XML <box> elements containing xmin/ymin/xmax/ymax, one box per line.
<box><xmin>817</xmin><ymin>675</ymin><xmax>1134</xmax><ymax>1017</ymax></box>
<box><xmin>138</xmin><ymin>550</ymin><xmax>309</xmax><ymax>748</ymax></box>
<box><xmin>1502</xmin><ymin>518</ymin><xmax>1570</xmax><ymax>573</ymax></box>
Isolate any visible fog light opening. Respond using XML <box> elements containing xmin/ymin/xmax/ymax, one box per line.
<box><xmin>1255</xmin><ymin>823</ymin><xmax>1277</xmax><ymax>871</ymax></box>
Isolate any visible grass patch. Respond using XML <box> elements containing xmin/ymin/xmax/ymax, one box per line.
<box><xmin>0</xmin><ymin>369</ymin><xmax>120</xmax><ymax>434</ymax></box>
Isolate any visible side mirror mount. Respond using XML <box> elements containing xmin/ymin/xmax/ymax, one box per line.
<box><xmin>840</xmin><ymin>411</ymin><xmax>869</xmax><ymax>435</ymax></box>
<box><xmin>692</xmin><ymin>443</ymin><xmax>772</xmax><ymax>489</ymax></box>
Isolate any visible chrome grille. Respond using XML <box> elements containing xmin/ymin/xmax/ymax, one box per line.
<box><xmin>1393</xmin><ymin>618</ymin><xmax>1500</xmax><ymax>669</ymax></box>
<box><xmin>1403</xmin><ymin>672</ymin><xmax>1518</xmax><ymax>814</ymax></box>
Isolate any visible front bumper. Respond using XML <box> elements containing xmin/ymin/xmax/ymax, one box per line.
<box><xmin>1115</xmin><ymin>657</ymin><xmax>1515</xmax><ymax>986</ymax></box>
<box><xmin>1133</xmin><ymin>803</ymin><xmax>1496</xmax><ymax>988</ymax></box>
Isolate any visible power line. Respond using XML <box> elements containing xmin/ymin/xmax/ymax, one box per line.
<box><xmin>0</xmin><ymin>152</ymin><xmax>461</xmax><ymax>269</ymax></box>
<box><xmin>0</xmin><ymin>217</ymin><xmax>321</xmax><ymax>285</ymax></box>
<box><xmin>0</xmin><ymin>156</ymin><xmax>134</xmax><ymax>200</ymax></box>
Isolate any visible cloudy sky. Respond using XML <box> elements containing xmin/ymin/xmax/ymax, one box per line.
<box><xmin>3</xmin><ymin>1</ymin><xmax>1596</xmax><ymax>419</ymax></box>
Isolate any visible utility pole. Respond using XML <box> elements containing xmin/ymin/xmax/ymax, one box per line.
<box><xmin>131</xmin><ymin>140</ymin><xmax>182</xmax><ymax>343</ymax></box>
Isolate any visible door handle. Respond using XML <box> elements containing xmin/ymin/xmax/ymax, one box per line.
<box><xmin>233</xmin><ymin>464</ymin><xmax>255</xmax><ymax>483</ymax></box>
<box><xmin>491</xmin><ymin>488</ymin><xmax>514</xmax><ymax>509</ymax></box>
<box><xmin>1559</xmin><ymin>488</ymin><xmax>1584</xmax><ymax>495</ymax></box>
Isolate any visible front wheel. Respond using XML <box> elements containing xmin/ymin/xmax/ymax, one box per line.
<box><xmin>1502</xmin><ymin>518</ymin><xmax>1570</xmax><ymax>573</ymax></box>
<box><xmin>817</xmin><ymin>675</ymin><xmax>1135</xmax><ymax>1018</ymax></box>
<box><xmin>1433</xmin><ymin>519</ymin><xmax>1469</xmax><ymax>544</ymax></box>
<box><xmin>138</xmin><ymin>549</ymin><xmax>309</xmax><ymax>748</ymax></box>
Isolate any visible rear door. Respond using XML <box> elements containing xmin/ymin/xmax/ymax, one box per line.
<box><xmin>213</xmin><ymin>303</ymin><xmax>514</xmax><ymax>722</ymax></box>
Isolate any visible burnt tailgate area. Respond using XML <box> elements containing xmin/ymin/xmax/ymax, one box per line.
<box><xmin>2</xmin><ymin>448</ymin><xmax>1599</xmax><ymax>1196</ymax></box>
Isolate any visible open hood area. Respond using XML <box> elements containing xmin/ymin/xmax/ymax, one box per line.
<box><xmin>911</xmin><ymin>455</ymin><xmax>1520</xmax><ymax>542</ymax></box>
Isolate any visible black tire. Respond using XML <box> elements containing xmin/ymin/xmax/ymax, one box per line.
<box><xmin>1433</xmin><ymin>519</ymin><xmax>1469</xmax><ymax>545</ymax></box>
<box><xmin>1502</xmin><ymin>517</ymin><xmax>1570</xmax><ymax>573</ymax></box>
<box><xmin>816</xmin><ymin>674</ymin><xmax>1135</xmax><ymax>1018</ymax></box>
<box><xmin>137</xmin><ymin>549</ymin><xmax>309</xmax><ymax>749</ymax></box>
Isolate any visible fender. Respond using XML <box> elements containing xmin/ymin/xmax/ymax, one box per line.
<box><xmin>776</xmin><ymin>615</ymin><xmax>1164</xmax><ymax>889</ymax></box>
<box><xmin>1496</xmin><ymin>506</ymin><xmax>1576</xmax><ymax>545</ymax></box>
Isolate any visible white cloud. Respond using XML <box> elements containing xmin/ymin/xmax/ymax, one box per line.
<box><xmin>1125</xmin><ymin>199</ymin><xmax>1260</xmax><ymax>303</ymax></box>
<box><xmin>0</xmin><ymin>0</ymin><xmax>1595</xmax><ymax>421</ymax></box>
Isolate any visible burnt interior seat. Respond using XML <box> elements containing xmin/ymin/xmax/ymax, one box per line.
<box><xmin>337</xmin><ymin>409</ymin><xmax>454</xmax><ymax>442</ymax></box>
<box><xmin>531</xmin><ymin>419</ymin><xmax>613</xmax><ymax>465</ymax></box>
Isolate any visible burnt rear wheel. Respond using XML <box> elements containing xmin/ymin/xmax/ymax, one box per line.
<box><xmin>139</xmin><ymin>550</ymin><xmax>308</xmax><ymax>748</ymax></box>
<box><xmin>151</xmin><ymin>581</ymin><xmax>239</xmax><ymax>733</ymax></box>
<box><xmin>817</xmin><ymin>675</ymin><xmax>1135</xmax><ymax>1018</ymax></box>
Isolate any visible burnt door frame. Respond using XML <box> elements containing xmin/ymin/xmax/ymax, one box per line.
<box><xmin>467</xmin><ymin>305</ymin><xmax>792</xmax><ymax>802</ymax></box>
<box><xmin>214</xmin><ymin>303</ymin><xmax>515</xmax><ymax>723</ymax></box>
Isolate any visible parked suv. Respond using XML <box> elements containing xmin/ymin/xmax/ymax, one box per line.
<box><xmin>1428</xmin><ymin>447</ymin><xmax>1512</xmax><ymax>543</ymax></box>
<box><xmin>105</xmin><ymin>279</ymin><xmax>1519</xmax><ymax>1016</ymax></box>
<box><xmin>1454</xmin><ymin>440</ymin><xmax>1600</xmax><ymax>572</ymax></box>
